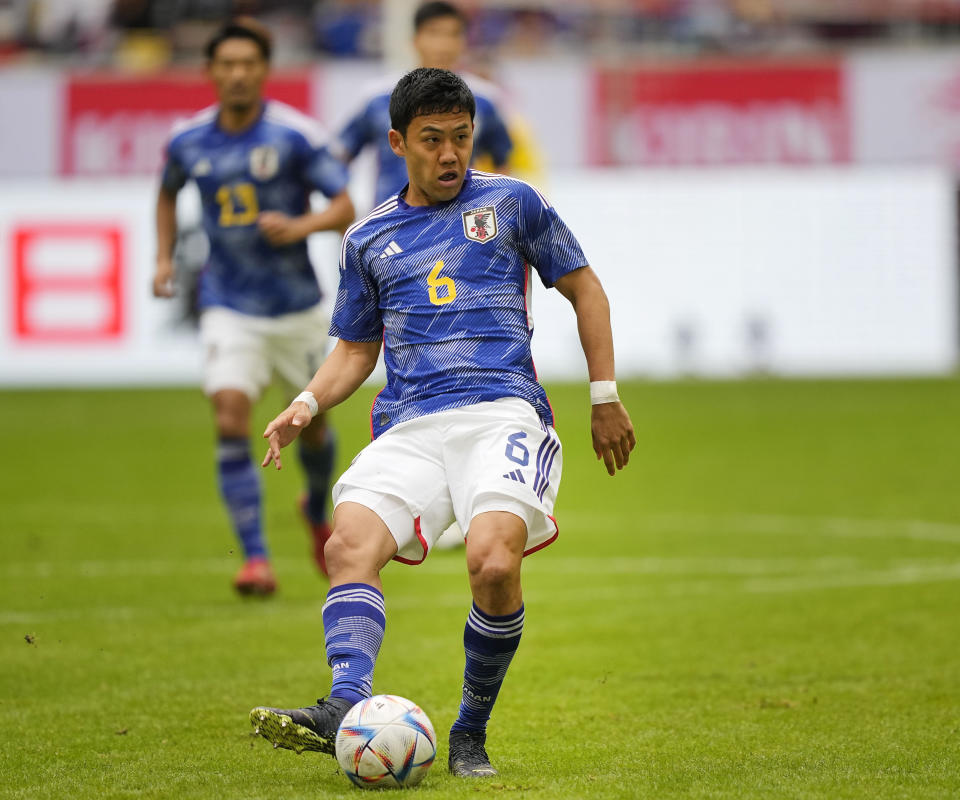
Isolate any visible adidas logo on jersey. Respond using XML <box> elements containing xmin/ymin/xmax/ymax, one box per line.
<box><xmin>380</xmin><ymin>241</ymin><xmax>403</xmax><ymax>258</ymax></box>
<box><xmin>502</xmin><ymin>469</ymin><xmax>526</xmax><ymax>484</ymax></box>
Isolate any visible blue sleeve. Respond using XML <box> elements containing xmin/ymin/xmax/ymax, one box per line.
<box><xmin>329</xmin><ymin>237</ymin><xmax>383</xmax><ymax>342</ymax></box>
<box><xmin>517</xmin><ymin>182</ymin><xmax>588</xmax><ymax>288</ymax></box>
<box><xmin>302</xmin><ymin>139</ymin><xmax>350</xmax><ymax>198</ymax></box>
<box><xmin>160</xmin><ymin>137</ymin><xmax>188</xmax><ymax>193</ymax></box>
<box><xmin>475</xmin><ymin>96</ymin><xmax>513</xmax><ymax>168</ymax></box>
<box><xmin>333</xmin><ymin>101</ymin><xmax>375</xmax><ymax>163</ymax></box>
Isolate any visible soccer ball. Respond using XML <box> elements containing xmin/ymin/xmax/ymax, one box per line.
<box><xmin>335</xmin><ymin>695</ymin><xmax>437</xmax><ymax>789</ymax></box>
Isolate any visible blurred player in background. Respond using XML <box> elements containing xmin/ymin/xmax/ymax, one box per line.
<box><xmin>153</xmin><ymin>19</ymin><xmax>355</xmax><ymax>596</ymax></box>
<box><xmin>249</xmin><ymin>68</ymin><xmax>635</xmax><ymax>777</ymax></box>
<box><xmin>331</xmin><ymin>0</ymin><xmax>513</xmax><ymax>208</ymax></box>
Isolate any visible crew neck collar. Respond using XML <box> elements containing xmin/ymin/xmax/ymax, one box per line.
<box><xmin>216</xmin><ymin>100</ymin><xmax>266</xmax><ymax>136</ymax></box>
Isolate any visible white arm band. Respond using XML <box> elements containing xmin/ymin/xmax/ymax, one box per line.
<box><xmin>590</xmin><ymin>380</ymin><xmax>620</xmax><ymax>405</ymax></box>
<box><xmin>292</xmin><ymin>390</ymin><xmax>319</xmax><ymax>418</ymax></box>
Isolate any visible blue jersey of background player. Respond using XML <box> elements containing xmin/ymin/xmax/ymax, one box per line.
<box><xmin>331</xmin><ymin>1</ymin><xmax>513</xmax><ymax>206</ymax></box>
<box><xmin>161</xmin><ymin>87</ymin><xmax>347</xmax><ymax>317</ymax></box>
<box><xmin>153</xmin><ymin>19</ymin><xmax>356</xmax><ymax>596</ymax></box>
<box><xmin>252</xmin><ymin>68</ymin><xmax>636</xmax><ymax>780</ymax></box>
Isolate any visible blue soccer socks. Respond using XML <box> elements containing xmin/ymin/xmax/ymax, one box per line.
<box><xmin>298</xmin><ymin>428</ymin><xmax>337</xmax><ymax>524</ymax></box>
<box><xmin>452</xmin><ymin>603</ymin><xmax>524</xmax><ymax>733</ymax></box>
<box><xmin>216</xmin><ymin>436</ymin><xmax>265</xmax><ymax>559</ymax></box>
<box><xmin>323</xmin><ymin>583</ymin><xmax>386</xmax><ymax>706</ymax></box>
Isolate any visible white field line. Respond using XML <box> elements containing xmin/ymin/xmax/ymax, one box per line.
<box><xmin>3</xmin><ymin>511</ymin><xmax>958</xmax><ymax>582</ymax></box>
<box><xmin>743</xmin><ymin>561</ymin><xmax>960</xmax><ymax>593</ymax></box>
<box><xmin>0</xmin><ymin>555</ymin><xmax>868</xmax><ymax>579</ymax></box>
<box><xmin>3</xmin><ymin>514</ymin><xmax>960</xmax><ymax>626</ymax></box>
<box><xmin>0</xmin><ymin>592</ymin><xmax>469</xmax><ymax>626</ymax></box>
<box><xmin>637</xmin><ymin>512</ymin><xmax>960</xmax><ymax>545</ymax></box>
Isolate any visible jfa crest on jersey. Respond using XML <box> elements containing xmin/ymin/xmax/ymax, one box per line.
<box><xmin>462</xmin><ymin>206</ymin><xmax>498</xmax><ymax>243</ymax></box>
<box><xmin>249</xmin><ymin>145</ymin><xmax>279</xmax><ymax>181</ymax></box>
<box><xmin>331</xmin><ymin>170</ymin><xmax>589</xmax><ymax>438</ymax></box>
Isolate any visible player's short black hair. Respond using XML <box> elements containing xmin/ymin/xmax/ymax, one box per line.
<box><xmin>390</xmin><ymin>68</ymin><xmax>476</xmax><ymax>137</ymax></box>
<box><xmin>205</xmin><ymin>17</ymin><xmax>272</xmax><ymax>61</ymax></box>
<box><xmin>414</xmin><ymin>1</ymin><xmax>467</xmax><ymax>32</ymax></box>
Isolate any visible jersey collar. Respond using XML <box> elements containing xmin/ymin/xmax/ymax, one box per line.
<box><xmin>215</xmin><ymin>100</ymin><xmax>267</xmax><ymax>137</ymax></box>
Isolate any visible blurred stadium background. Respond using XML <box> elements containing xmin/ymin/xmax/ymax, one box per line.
<box><xmin>0</xmin><ymin>0</ymin><xmax>957</xmax><ymax>384</ymax></box>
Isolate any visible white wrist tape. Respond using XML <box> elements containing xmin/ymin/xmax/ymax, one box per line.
<box><xmin>292</xmin><ymin>390</ymin><xmax>319</xmax><ymax>418</ymax></box>
<box><xmin>590</xmin><ymin>380</ymin><xmax>619</xmax><ymax>405</ymax></box>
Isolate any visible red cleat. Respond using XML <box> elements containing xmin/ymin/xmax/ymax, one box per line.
<box><xmin>233</xmin><ymin>557</ymin><xmax>276</xmax><ymax>597</ymax></box>
<box><xmin>300</xmin><ymin>495</ymin><xmax>332</xmax><ymax>577</ymax></box>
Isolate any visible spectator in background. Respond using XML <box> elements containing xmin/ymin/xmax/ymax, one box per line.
<box><xmin>330</xmin><ymin>0</ymin><xmax>513</xmax><ymax>208</ymax></box>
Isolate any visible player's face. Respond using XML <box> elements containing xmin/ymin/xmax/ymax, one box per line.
<box><xmin>207</xmin><ymin>38</ymin><xmax>268</xmax><ymax>112</ymax></box>
<box><xmin>389</xmin><ymin>110</ymin><xmax>474</xmax><ymax>206</ymax></box>
<box><xmin>413</xmin><ymin>16</ymin><xmax>466</xmax><ymax>70</ymax></box>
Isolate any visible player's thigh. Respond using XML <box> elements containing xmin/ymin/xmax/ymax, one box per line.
<box><xmin>199</xmin><ymin>307</ymin><xmax>271</xmax><ymax>400</ymax></box>
<box><xmin>333</xmin><ymin>421</ymin><xmax>454</xmax><ymax>564</ymax></box>
<box><xmin>268</xmin><ymin>304</ymin><xmax>329</xmax><ymax>395</ymax></box>
<box><xmin>446</xmin><ymin>398</ymin><xmax>563</xmax><ymax>556</ymax></box>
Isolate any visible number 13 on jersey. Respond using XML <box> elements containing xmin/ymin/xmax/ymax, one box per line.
<box><xmin>427</xmin><ymin>260</ymin><xmax>457</xmax><ymax>306</ymax></box>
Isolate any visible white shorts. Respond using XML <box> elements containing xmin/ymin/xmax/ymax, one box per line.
<box><xmin>199</xmin><ymin>304</ymin><xmax>329</xmax><ymax>400</ymax></box>
<box><xmin>333</xmin><ymin>397</ymin><xmax>562</xmax><ymax>564</ymax></box>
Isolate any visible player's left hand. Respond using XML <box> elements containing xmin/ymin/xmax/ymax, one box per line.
<box><xmin>257</xmin><ymin>212</ymin><xmax>308</xmax><ymax>246</ymax></box>
<box><xmin>591</xmin><ymin>401</ymin><xmax>636</xmax><ymax>476</ymax></box>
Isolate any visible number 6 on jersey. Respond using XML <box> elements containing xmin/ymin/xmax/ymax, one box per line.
<box><xmin>427</xmin><ymin>260</ymin><xmax>457</xmax><ymax>306</ymax></box>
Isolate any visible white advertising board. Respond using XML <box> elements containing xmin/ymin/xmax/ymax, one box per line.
<box><xmin>0</xmin><ymin>180</ymin><xmax>202</xmax><ymax>385</ymax></box>
<box><xmin>0</xmin><ymin>169</ymin><xmax>955</xmax><ymax>387</ymax></box>
<box><xmin>532</xmin><ymin>167</ymin><xmax>957</xmax><ymax>378</ymax></box>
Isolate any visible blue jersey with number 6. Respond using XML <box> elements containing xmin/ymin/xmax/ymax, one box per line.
<box><xmin>331</xmin><ymin>169</ymin><xmax>588</xmax><ymax>438</ymax></box>
<box><xmin>161</xmin><ymin>100</ymin><xmax>349</xmax><ymax>317</ymax></box>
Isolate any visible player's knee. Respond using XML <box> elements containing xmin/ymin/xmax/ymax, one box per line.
<box><xmin>325</xmin><ymin>518</ymin><xmax>393</xmax><ymax>577</ymax></box>
<box><xmin>324</xmin><ymin>524</ymin><xmax>360</xmax><ymax>567</ymax></box>
<box><xmin>212</xmin><ymin>391</ymin><xmax>251</xmax><ymax>437</ymax></box>
<box><xmin>214</xmin><ymin>410</ymin><xmax>247</xmax><ymax>438</ymax></box>
<box><xmin>466</xmin><ymin>549</ymin><xmax>519</xmax><ymax>591</ymax></box>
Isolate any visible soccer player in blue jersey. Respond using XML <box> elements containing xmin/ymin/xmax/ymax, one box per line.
<box><xmin>331</xmin><ymin>1</ymin><xmax>513</xmax><ymax>207</ymax></box>
<box><xmin>249</xmin><ymin>68</ymin><xmax>634</xmax><ymax>777</ymax></box>
<box><xmin>152</xmin><ymin>19</ymin><xmax>355</xmax><ymax>596</ymax></box>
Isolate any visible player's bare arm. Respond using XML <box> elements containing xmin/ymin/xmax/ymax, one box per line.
<box><xmin>258</xmin><ymin>189</ymin><xmax>356</xmax><ymax>245</ymax></box>
<box><xmin>262</xmin><ymin>337</ymin><xmax>381</xmax><ymax>470</ymax></box>
<box><xmin>554</xmin><ymin>266</ymin><xmax>636</xmax><ymax>476</ymax></box>
<box><xmin>153</xmin><ymin>187</ymin><xmax>179</xmax><ymax>297</ymax></box>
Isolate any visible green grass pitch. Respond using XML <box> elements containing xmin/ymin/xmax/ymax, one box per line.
<box><xmin>2</xmin><ymin>378</ymin><xmax>959</xmax><ymax>799</ymax></box>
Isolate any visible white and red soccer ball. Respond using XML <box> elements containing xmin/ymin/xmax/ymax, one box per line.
<box><xmin>335</xmin><ymin>695</ymin><xmax>436</xmax><ymax>789</ymax></box>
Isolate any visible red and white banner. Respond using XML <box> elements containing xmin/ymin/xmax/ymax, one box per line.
<box><xmin>5</xmin><ymin>56</ymin><xmax>960</xmax><ymax>176</ymax></box>
<box><xmin>61</xmin><ymin>72</ymin><xmax>312</xmax><ymax>176</ymax></box>
<box><xmin>589</xmin><ymin>61</ymin><xmax>850</xmax><ymax>166</ymax></box>
<box><xmin>0</xmin><ymin>180</ymin><xmax>203</xmax><ymax>386</ymax></box>
<box><xmin>12</xmin><ymin>223</ymin><xmax>124</xmax><ymax>342</ymax></box>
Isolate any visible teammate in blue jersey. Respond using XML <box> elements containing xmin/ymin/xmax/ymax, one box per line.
<box><xmin>249</xmin><ymin>68</ymin><xmax>634</xmax><ymax>777</ymax></box>
<box><xmin>331</xmin><ymin>1</ymin><xmax>513</xmax><ymax>207</ymax></box>
<box><xmin>153</xmin><ymin>19</ymin><xmax>355</xmax><ymax>596</ymax></box>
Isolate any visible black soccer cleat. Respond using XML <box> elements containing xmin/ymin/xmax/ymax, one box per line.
<box><xmin>250</xmin><ymin>696</ymin><xmax>352</xmax><ymax>755</ymax></box>
<box><xmin>448</xmin><ymin>729</ymin><xmax>498</xmax><ymax>778</ymax></box>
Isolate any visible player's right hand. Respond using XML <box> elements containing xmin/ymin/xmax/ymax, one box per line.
<box><xmin>152</xmin><ymin>258</ymin><xmax>176</xmax><ymax>298</ymax></box>
<box><xmin>261</xmin><ymin>402</ymin><xmax>313</xmax><ymax>470</ymax></box>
